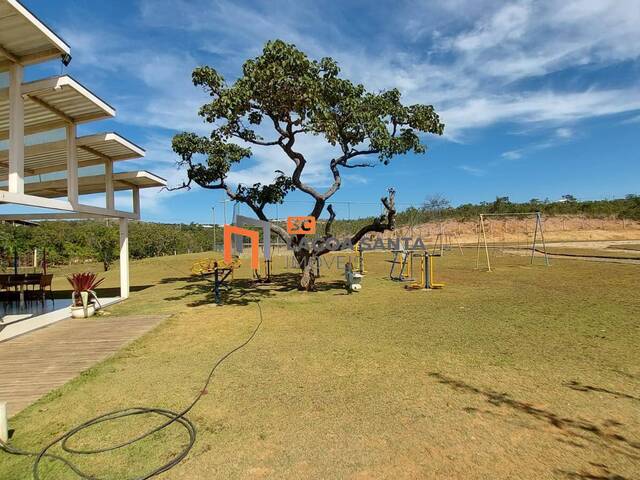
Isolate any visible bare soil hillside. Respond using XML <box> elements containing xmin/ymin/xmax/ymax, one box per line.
<box><xmin>385</xmin><ymin>215</ymin><xmax>640</xmax><ymax>245</ymax></box>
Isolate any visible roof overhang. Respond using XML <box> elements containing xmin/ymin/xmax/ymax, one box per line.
<box><xmin>0</xmin><ymin>0</ymin><xmax>71</xmax><ymax>70</ymax></box>
<box><xmin>0</xmin><ymin>132</ymin><xmax>145</xmax><ymax>176</ymax></box>
<box><xmin>24</xmin><ymin>170</ymin><xmax>167</xmax><ymax>198</ymax></box>
<box><xmin>0</xmin><ymin>76</ymin><xmax>115</xmax><ymax>140</ymax></box>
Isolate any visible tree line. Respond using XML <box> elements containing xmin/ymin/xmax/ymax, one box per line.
<box><xmin>1</xmin><ymin>194</ymin><xmax>638</xmax><ymax>271</ymax></box>
<box><xmin>0</xmin><ymin>221</ymin><xmax>220</xmax><ymax>271</ymax></box>
<box><xmin>329</xmin><ymin>194</ymin><xmax>640</xmax><ymax>236</ymax></box>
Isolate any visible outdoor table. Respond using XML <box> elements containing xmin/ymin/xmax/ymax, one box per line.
<box><xmin>3</xmin><ymin>275</ymin><xmax>43</xmax><ymax>309</ymax></box>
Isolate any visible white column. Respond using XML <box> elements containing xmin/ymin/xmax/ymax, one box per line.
<box><xmin>8</xmin><ymin>63</ymin><xmax>24</xmax><ymax>194</ymax></box>
<box><xmin>0</xmin><ymin>401</ymin><xmax>7</xmax><ymax>443</ymax></box>
<box><xmin>132</xmin><ymin>186</ymin><xmax>140</xmax><ymax>215</ymax></box>
<box><xmin>105</xmin><ymin>159</ymin><xmax>114</xmax><ymax>210</ymax></box>
<box><xmin>66</xmin><ymin>123</ymin><xmax>78</xmax><ymax>205</ymax></box>
<box><xmin>119</xmin><ymin>218</ymin><xmax>129</xmax><ymax>299</ymax></box>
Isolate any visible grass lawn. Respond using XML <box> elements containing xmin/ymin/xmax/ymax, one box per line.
<box><xmin>1</xmin><ymin>251</ymin><xmax>639</xmax><ymax>479</ymax></box>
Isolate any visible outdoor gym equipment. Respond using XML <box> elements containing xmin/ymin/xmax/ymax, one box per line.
<box><xmin>405</xmin><ymin>252</ymin><xmax>445</xmax><ymax>290</ymax></box>
<box><xmin>191</xmin><ymin>257</ymin><xmax>241</xmax><ymax>305</ymax></box>
<box><xmin>389</xmin><ymin>249</ymin><xmax>416</xmax><ymax>281</ymax></box>
<box><xmin>344</xmin><ymin>262</ymin><xmax>363</xmax><ymax>293</ymax></box>
<box><xmin>252</xmin><ymin>258</ymin><xmax>272</xmax><ymax>283</ymax></box>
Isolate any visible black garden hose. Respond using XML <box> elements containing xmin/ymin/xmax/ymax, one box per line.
<box><xmin>0</xmin><ymin>303</ymin><xmax>264</xmax><ymax>480</ymax></box>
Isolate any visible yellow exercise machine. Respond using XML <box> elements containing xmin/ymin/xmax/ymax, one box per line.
<box><xmin>191</xmin><ymin>257</ymin><xmax>242</xmax><ymax>305</ymax></box>
<box><xmin>405</xmin><ymin>252</ymin><xmax>445</xmax><ymax>290</ymax></box>
<box><xmin>252</xmin><ymin>258</ymin><xmax>272</xmax><ymax>283</ymax></box>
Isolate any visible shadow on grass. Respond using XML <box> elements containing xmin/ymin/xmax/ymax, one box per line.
<box><xmin>51</xmin><ymin>285</ymin><xmax>153</xmax><ymax>300</ymax></box>
<box><xmin>563</xmin><ymin>380</ymin><xmax>640</xmax><ymax>403</ymax></box>
<box><xmin>160</xmin><ymin>272</ymin><xmax>345</xmax><ymax>307</ymax></box>
<box><xmin>428</xmin><ymin>373</ymin><xmax>640</xmax><ymax>461</ymax></box>
<box><xmin>556</xmin><ymin>462</ymin><xmax>630</xmax><ymax>479</ymax></box>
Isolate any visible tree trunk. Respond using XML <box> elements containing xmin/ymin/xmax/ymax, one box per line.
<box><xmin>295</xmin><ymin>250</ymin><xmax>317</xmax><ymax>291</ymax></box>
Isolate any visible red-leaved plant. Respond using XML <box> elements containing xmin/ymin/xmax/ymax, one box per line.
<box><xmin>67</xmin><ymin>272</ymin><xmax>105</xmax><ymax>307</ymax></box>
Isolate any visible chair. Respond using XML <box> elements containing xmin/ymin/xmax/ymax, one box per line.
<box><xmin>0</xmin><ymin>275</ymin><xmax>15</xmax><ymax>309</ymax></box>
<box><xmin>38</xmin><ymin>274</ymin><xmax>54</xmax><ymax>302</ymax></box>
<box><xmin>0</xmin><ymin>274</ymin><xmax>10</xmax><ymax>292</ymax></box>
<box><xmin>7</xmin><ymin>274</ymin><xmax>25</xmax><ymax>291</ymax></box>
<box><xmin>25</xmin><ymin>273</ymin><xmax>42</xmax><ymax>290</ymax></box>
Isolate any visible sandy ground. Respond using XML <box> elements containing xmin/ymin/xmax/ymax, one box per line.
<box><xmin>389</xmin><ymin>216</ymin><xmax>640</xmax><ymax>246</ymax></box>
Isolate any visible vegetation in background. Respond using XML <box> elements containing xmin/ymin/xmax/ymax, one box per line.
<box><xmin>330</xmin><ymin>194</ymin><xmax>640</xmax><ymax>236</ymax></box>
<box><xmin>1</xmin><ymin>195</ymin><xmax>638</xmax><ymax>270</ymax></box>
<box><xmin>0</xmin><ymin>221</ymin><xmax>219</xmax><ymax>270</ymax></box>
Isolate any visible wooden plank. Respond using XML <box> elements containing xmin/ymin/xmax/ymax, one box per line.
<box><xmin>0</xmin><ymin>315</ymin><xmax>168</xmax><ymax>417</ymax></box>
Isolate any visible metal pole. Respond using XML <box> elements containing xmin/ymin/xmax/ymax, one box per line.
<box><xmin>475</xmin><ymin>217</ymin><xmax>482</xmax><ymax>270</ymax></box>
<box><xmin>214</xmin><ymin>267</ymin><xmax>220</xmax><ymax>305</ymax></box>
<box><xmin>480</xmin><ymin>215</ymin><xmax>492</xmax><ymax>272</ymax></box>
<box><xmin>222</xmin><ymin>200</ymin><xmax>227</xmax><ymax>225</ymax></box>
<box><xmin>530</xmin><ymin>213</ymin><xmax>539</xmax><ymax>265</ymax></box>
<box><xmin>538</xmin><ymin>212</ymin><xmax>550</xmax><ymax>267</ymax></box>
<box><xmin>212</xmin><ymin>207</ymin><xmax>216</xmax><ymax>252</ymax></box>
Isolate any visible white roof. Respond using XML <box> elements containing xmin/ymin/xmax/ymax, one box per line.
<box><xmin>0</xmin><ymin>0</ymin><xmax>70</xmax><ymax>70</ymax></box>
<box><xmin>0</xmin><ymin>75</ymin><xmax>115</xmax><ymax>140</ymax></box>
<box><xmin>0</xmin><ymin>132</ymin><xmax>145</xmax><ymax>176</ymax></box>
<box><xmin>24</xmin><ymin>170</ymin><xmax>167</xmax><ymax>198</ymax></box>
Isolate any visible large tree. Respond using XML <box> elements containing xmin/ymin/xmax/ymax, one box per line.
<box><xmin>172</xmin><ymin>40</ymin><xmax>444</xmax><ymax>290</ymax></box>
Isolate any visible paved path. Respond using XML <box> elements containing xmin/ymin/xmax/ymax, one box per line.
<box><xmin>0</xmin><ymin>315</ymin><xmax>168</xmax><ymax>417</ymax></box>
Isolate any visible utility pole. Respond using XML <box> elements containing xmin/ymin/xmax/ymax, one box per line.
<box><xmin>221</xmin><ymin>200</ymin><xmax>228</xmax><ymax>225</ymax></box>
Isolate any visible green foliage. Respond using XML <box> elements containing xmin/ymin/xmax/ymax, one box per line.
<box><xmin>82</xmin><ymin>223</ymin><xmax>118</xmax><ymax>271</ymax></box>
<box><xmin>172</xmin><ymin>39</ymin><xmax>444</xmax><ymax>216</ymax></box>
<box><xmin>331</xmin><ymin>195</ymin><xmax>640</xmax><ymax>234</ymax></box>
<box><xmin>0</xmin><ymin>221</ymin><xmax>221</xmax><ymax>270</ymax></box>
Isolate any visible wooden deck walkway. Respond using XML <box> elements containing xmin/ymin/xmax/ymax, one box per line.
<box><xmin>0</xmin><ymin>315</ymin><xmax>168</xmax><ymax>417</ymax></box>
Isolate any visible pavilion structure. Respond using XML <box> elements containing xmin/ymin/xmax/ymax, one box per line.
<box><xmin>0</xmin><ymin>0</ymin><xmax>166</xmax><ymax>338</ymax></box>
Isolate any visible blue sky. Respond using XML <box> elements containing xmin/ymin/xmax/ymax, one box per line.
<box><xmin>12</xmin><ymin>0</ymin><xmax>640</xmax><ymax>223</ymax></box>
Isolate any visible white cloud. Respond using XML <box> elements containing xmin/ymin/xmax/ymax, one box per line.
<box><xmin>453</xmin><ymin>3</ymin><xmax>531</xmax><ymax>52</ymax></box>
<box><xmin>439</xmin><ymin>88</ymin><xmax>640</xmax><ymax>137</ymax></box>
<box><xmin>457</xmin><ymin>165</ymin><xmax>485</xmax><ymax>176</ymax></box>
<box><xmin>555</xmin><ymin>128</ymin><xmax>573</xmax><ymax>139</ymax></box>
<box><xmin>501</xmin><ymin>150</ymin><xmax>522</xmax><ymax>161</ymax></box>
<box><xmin>57</xmin><ymin>0</ymin><xmax>640</xmax><ymax>199</ymax></box>
<box><xmin>621</xmin><ymin>114</ymin><xmax>640</xmax><ymax>124</ymax></box>
<box><xmin>71</xmin><ymin>0</ymin><xmax>640</xmax><ymax>143</ymax></box>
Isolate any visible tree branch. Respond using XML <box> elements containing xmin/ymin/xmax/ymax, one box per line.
<box><xmin>349</xmin><ymin>188</ymin><xmax>396</xmax><ymax>246</ymax></box>
<box><xmin>325</xmin><ymin>204</ymin><xmax>336</xmax><ymax>236</ymax></box>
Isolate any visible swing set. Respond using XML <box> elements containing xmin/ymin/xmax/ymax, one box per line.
<box><xmin>475</xmin><ymin>212</ymin><xmax>550</xmax><ymax>272</ymax></box>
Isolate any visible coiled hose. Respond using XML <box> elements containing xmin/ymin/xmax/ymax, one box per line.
<box><xmin>0</xmin><ymin>302</ymin><xmax>264</xmax><ymax>480</ymax></box>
